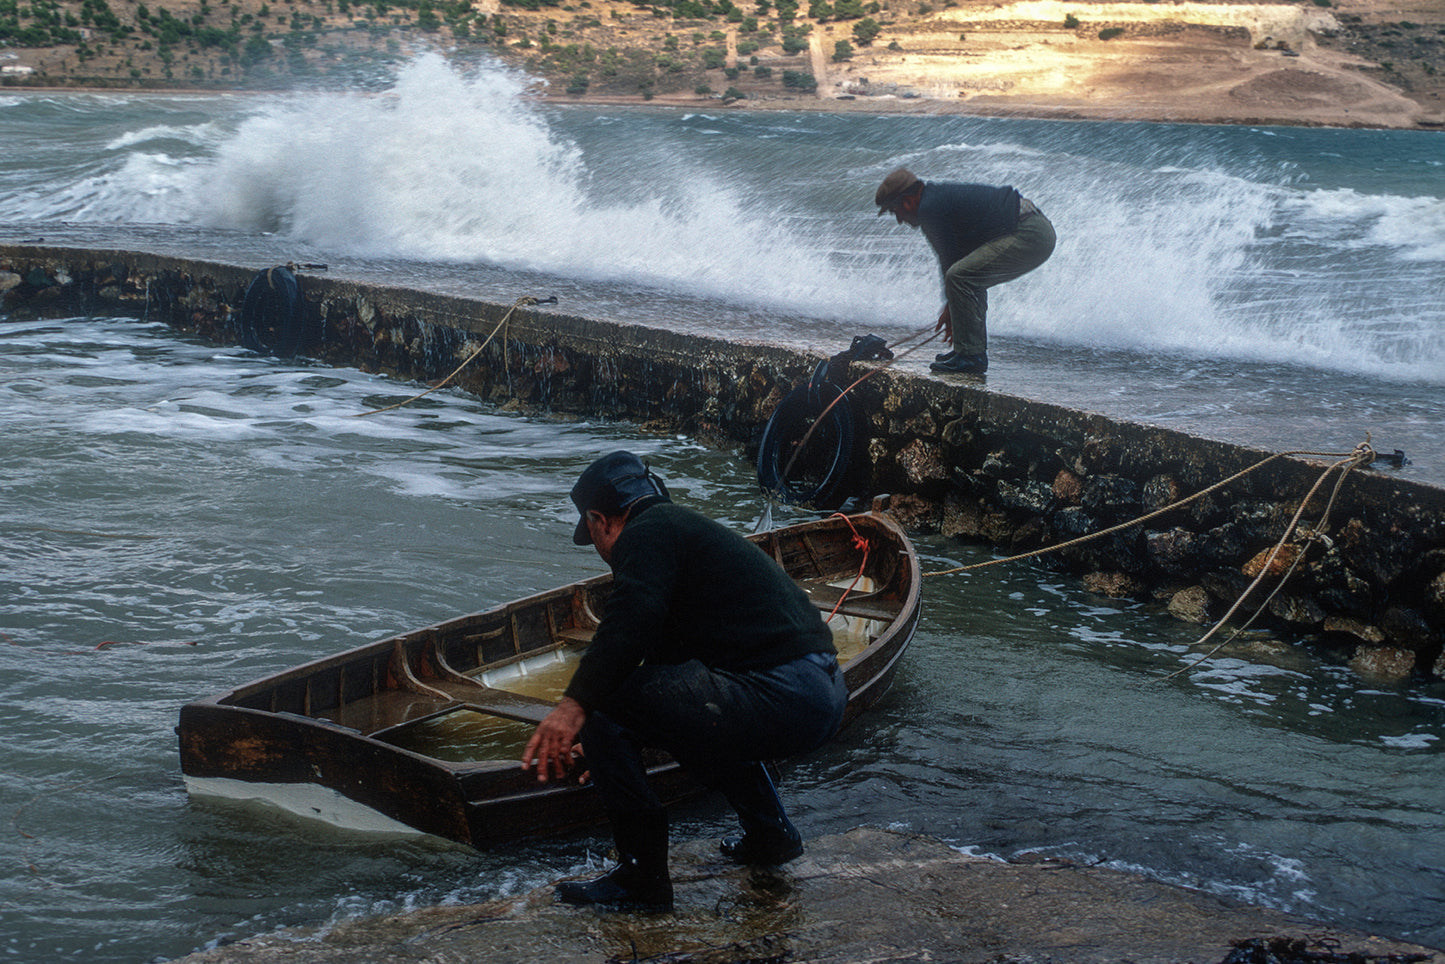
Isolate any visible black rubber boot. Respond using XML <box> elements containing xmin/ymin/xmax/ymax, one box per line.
<box><xmin>929</xmin><ymin>351</ymin><xmax>988</xmax><ymax>375</ymax></box>
<box><xmin>556</xmin><ymin>811</ymin><xmax>673</xmax><ymax>912</ymax></box>
<box><xmin>718</xmin><ymin>764</ymin><xmax>805</xmax><ymax>865</ymax></box>
<box><xmin>720</xmin><ymin>826</ymin><xmax>803</xmax><ymax>865</ymax></box>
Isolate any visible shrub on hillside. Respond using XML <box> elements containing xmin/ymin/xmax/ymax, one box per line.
<box><xmin>782</xmin><ymin>68</ymin><xmax>816</xmax><ymax>89</ymax></box>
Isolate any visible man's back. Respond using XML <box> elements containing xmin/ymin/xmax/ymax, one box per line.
<box><xmin>564</xmin><ymin>502</ymin><xmax>834</xmax><ymax>708</ymax></box>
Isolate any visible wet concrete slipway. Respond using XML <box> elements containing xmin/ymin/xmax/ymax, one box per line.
<box><xmin>164</xmin><ymin>828</ymin><xmax>1442</xmax><ymax>964</ymax></box>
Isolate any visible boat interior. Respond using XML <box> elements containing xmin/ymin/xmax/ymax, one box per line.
<box><xmin>219</xmin><ymin>522</ymin><xmax>907</xmax><ymax>765</ymax></box>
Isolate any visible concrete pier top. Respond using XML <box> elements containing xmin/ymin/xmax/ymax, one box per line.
<box><xmin>163</xmin><ymin>828</ymin><xmax>1441</xmax><ymax>964</ymax></box>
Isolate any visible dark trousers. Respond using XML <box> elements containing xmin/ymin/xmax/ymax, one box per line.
<box><xmin>581</xmin><ymin>652</ymin><xmax>847</xmax><ymax>829</ymax></box>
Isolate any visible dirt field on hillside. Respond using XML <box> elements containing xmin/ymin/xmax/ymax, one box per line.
<box><xmin>3</xmin><ymin>0</ymin><xmax>1443</xmax><ymax>128</ymax></box>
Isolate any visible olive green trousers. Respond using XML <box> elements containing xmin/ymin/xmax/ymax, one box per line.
<box><xmin>943</xmin><ymin>209</ymin><xmax>1056</xmax><ymax>357</ymax></box>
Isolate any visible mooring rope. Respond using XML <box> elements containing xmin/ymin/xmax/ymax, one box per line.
<box><xmin>1158</xmin><ymin>442</ymin><xmax>1375</xmax><ymax>680</ymax></box>
<box><xmin>921</xmin><ymin>443</ymin><xmax>1376</xmax><ymax>578</ymax></box>
<box><xmin>351</xmin><ymin>295</ymin><xmax>539</xmax><ymax>418</ymax></box>
<box><xmin>824</xmin><ymin>511</ymin><xmax>873</xmax><ymax>622</ymax></box>
<box><xmin>914</xmin><ymin>439</ymin><xmax>1378</xmax><ymax>679</ymax></box>
<box><xmin>774</xmin><ymin>324</ymin><xmax>942</xmax><ymax>491</ymax></box>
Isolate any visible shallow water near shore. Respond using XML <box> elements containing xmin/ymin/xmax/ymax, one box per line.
<box><xmin>2</xmin><ymin>317</ymin><xmax>1444</xmax><ymax>963</ymax></box>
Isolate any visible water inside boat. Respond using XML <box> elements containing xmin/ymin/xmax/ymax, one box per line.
<box><xmin>370</xmin><ymin>577</ymin><xmax>890</xmax><ymax>764</ymax></box>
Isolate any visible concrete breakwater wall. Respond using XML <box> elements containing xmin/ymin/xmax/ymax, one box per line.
<box><xmin>5</xmin><ymin>245</ymin><xmax>1444</xmax><ymax>684</ymax></box>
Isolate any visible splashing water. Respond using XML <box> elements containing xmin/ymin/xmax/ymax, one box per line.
<box><xmin>174</xmin><ymin>56</ymin><xmax>854</xmax><ymax>313</ymax></box>
<box><xmin>1</xmin><ymin>55</ymin><xmax>1441</xmax><ymax>385</ymax></box>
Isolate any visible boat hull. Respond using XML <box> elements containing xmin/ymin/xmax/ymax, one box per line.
<box><xmin>178</xmin><ymin>510</ymin><xmax>920</xmax><ymax>847</ymax></box>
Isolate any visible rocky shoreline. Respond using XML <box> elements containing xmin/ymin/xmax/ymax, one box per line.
<box><xmin>3</xmin><ymin>0</ymin><xmax>1444</xmax><ymax>129</ymax></box>
<box><xmin>160</xmin><ymin>828</ymin><xmax>1445</xmax><ymax>964</ymax></box>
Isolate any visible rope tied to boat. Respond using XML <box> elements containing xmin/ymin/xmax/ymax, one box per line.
<box><xmin>825</xmin><ymin>511</ymin><xmax>872</xmax><ymax>622</ymax></box>
<box><xmin>1159</xmin><ymin>439</ymin><xmax>1376</xmax><ymax>680</ymax></box>
<box><xmin>757</xmin><ymin>325</ymin><xmax>942</xmax><ymax>525</ymax></box>
<box><xmin>919</xmin><ymin>438</ymin><xmax>1383</xmax><ymax>679</ymax></box>
<box><xmin>352</xmin><ymin>294</ymin><xmax>550</xmax><ymax>418</ymax></box>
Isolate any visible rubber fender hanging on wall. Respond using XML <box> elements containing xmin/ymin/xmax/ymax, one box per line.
<box><xmin>239</xmin><ymin>265</ymin><xmax>303</xmax><ymax>357</ymax></box>
<box><xmin>756</xmin><ymin>361</ymin><xmax>858</xmax><ymax>509</ymax></box>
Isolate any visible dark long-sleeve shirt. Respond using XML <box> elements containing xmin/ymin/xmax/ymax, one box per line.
<box><xmin>917</xmin><ymin>181</ymin><xmax>1022</xmax><ymax>271</ymax></box>
<box><xmin>562</xmin><ymin>502</ymin><xmax>835</xmax><ymax>711</ymax></box>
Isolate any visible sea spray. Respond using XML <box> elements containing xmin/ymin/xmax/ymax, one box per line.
<box><xmin>189</xmin><ymin>55</ymin><xmax>878</xmax><ymax>319</ymax></box>
<box><xmin>1</xmin><ymin>66</ymin><xmax>1441</xmax><ymax>381</ymax></box>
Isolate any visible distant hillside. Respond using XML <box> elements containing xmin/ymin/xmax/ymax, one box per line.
<box><xmin>2</xmin><ymin>0</ymin><xmax>1442</xmax><ymax>126</ymax></box>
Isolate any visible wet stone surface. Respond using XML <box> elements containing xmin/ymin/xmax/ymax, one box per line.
<box><xmin>165</xmin><ymin>828</ymin><xmax>1442</xmax><ymax>964</ymax></box>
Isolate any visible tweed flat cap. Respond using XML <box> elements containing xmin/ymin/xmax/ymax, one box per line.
<box><xmin>875</xmin><ymin>167</ymin><xmax>921</xmax><ymax>213</ymax></box>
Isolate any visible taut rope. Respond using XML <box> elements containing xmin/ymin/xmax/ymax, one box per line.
<box><xmin>352</xmin><ymin>295</ymin><xmax>540</xmax><ymax>418</ymax></box>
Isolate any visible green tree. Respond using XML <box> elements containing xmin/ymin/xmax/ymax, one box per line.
<box><xmin>782</xmin><ymin>68</ymin><xmax>815</xmax><ymax>89</ymax></box>
<box><xmin>852</xmin><ymin>16</ymin><xmax>878</xmax><ymax>43</ymax></box>
<box><xmin>240</xmin><ymin>32</ymin><xmax>272</xmax><ymax>65</ymax></box>
<box><xmin>780</xmin><ymin>22</ymin><xmax>809</xmax><ymax>52</ymax></box>
<box><xmin>831</xmin><ymin>38</ymin><xmax>851</xmax><ymax>59</ymax></box>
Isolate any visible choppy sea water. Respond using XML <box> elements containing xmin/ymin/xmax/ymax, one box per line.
<box><xmin>1</xmin><ymin>55</ymin><xmax>1443</xmax><ymax>478</ymax></box>
<box><xmin>1</xmin><ymin>317</ymin><xmax>1443</xmax><ymax>964</ymax></box>
<box><xmin>2</xmin><ymin>55</ymin><xmax>1444</xmax><ymax>962</ymax></box>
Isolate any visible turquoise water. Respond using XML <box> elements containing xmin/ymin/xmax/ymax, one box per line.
<box><xmin>1</xmin><ymin>317</ymin><xmax>1443</xmax><ymax>963</ymax></box>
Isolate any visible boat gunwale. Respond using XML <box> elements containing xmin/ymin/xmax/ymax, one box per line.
<box><xmin>178</xmin><ymin>510</ymin><xmax>921</xmax><ymax>845</ymax></box>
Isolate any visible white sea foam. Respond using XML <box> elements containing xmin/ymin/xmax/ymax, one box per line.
<box><xmin>1380</xmin><ymin>732</ymin><xmax>1439</xmax><ymax>750</ymax></box>
<box><xmin>105</xmin><ymin>122</ymin><xmax>225</xmax><ymax>152</ymax></box>
<box><xmin>3</xmin><ymin>58</ymin><xmax>1441</xmax><ymax>382</ymax></box>
<box><xmin>164</xmin><ymin>54</ymin><xmax>855</xmax><ymax>321</ymax></box>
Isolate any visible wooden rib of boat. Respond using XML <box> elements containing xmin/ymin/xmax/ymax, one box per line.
<box><xmin>177</xmin><ymin>507</ymin><xmax>921</xmax><ymax>848</ymax></box>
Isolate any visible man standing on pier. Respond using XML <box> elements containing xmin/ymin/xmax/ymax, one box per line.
<box><xmin>876</xmin><ymin>167</ymin><xmax>1056</xmax><ymax>376</ymax></box>
<box><xmin>521</xmin><ymin>451</ymin><xmax>848</xmax><ymax>912</ymax></box>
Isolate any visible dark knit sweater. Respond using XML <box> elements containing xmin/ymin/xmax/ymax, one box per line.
<box><xmin>917</xmin><ymin>181</ymin><xmax>1021</xmax><ymax>271</ymax></box>
<box><xmin>562</xmin><ymin>502</ymin><xmax>836</xmax><ymax>711</ymax></box>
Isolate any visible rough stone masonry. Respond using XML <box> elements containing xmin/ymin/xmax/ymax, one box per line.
<box><xmin>6</xmin><ymin>246</ymin><xmax>1444</xmax><ymax>685</ymax></box>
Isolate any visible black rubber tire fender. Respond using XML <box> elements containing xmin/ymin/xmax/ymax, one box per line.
<box><xmin>239</xmin><ymin>265</ymin><xmax>303</xmax><ymax>357</ymax></box>
<box><xmin>756</xmin><ymin>380</ymin><xmax>856</xmax><ymax>508</ymax></box>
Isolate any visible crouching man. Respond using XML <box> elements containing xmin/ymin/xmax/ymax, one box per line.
<box><xmin>522</xmin><ymin>451</ymin><xmax>847</xmax><ymax>912</ymax></box>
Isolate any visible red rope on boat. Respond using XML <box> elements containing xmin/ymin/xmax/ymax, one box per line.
<box><xmin>825</xmin><ymin>513</ymin><xmax>871</xmax><ymax>622</ymax></box>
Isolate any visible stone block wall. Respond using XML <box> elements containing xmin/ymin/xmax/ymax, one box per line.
<box><xmin>5</xmin><ymin>246</ymin><xmax>1443</xmax><ymax>682</ymax></box>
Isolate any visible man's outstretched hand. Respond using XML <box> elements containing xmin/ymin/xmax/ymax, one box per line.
<box><xmin>521</xmin><ymin>696</ymin><xmax>587</xmax><ymax>783</ymax></box>
<box><xmin>934</xmin><ymin>307</ymin><xmax>953</xmax><ymax>345</ymax></box>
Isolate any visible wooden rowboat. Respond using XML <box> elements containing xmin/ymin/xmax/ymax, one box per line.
<box><xmin>177</xmin><ymin>507</ymin><xmax>921</xmax><ymax>848</ymax></box>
